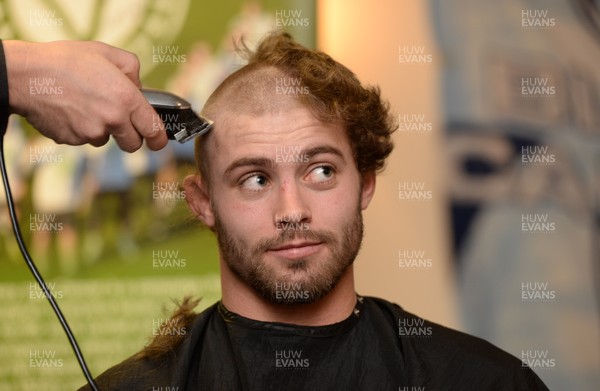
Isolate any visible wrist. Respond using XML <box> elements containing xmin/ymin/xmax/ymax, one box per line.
<box><xmin>3</xmin><ymin>40</ymin><xmax>33</xmax><ymax>116</ymax></box>
<box><xmin>0</xmin><ymin>40</ymin><xmax>9</xmax><ymax>133</ymax></box>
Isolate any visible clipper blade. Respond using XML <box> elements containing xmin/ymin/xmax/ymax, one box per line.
<box><xmin>142</xmin><ymin>88</ymin><xmax>213</xmax><ymax>143</ymax></box>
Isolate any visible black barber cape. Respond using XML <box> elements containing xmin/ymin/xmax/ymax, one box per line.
<box><xmin>79</xmin><ymin>296</ymin><xmax>548</xmax><ymax>390</ymax></box>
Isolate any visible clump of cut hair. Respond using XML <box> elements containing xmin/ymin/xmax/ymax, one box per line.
<box><xmin>134</xmin><ymin>296</ymin><xmax>201</xmax><ymax>360</ymax></box>
<box><xmin>195</xmin><ymin>30</ymin><xmax>396</xmax><ymax>181</ymax></box>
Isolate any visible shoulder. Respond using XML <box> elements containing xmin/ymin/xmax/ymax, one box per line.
<box><xmin>77</xmin><ymin>299</ymin><xmax>219</xmax><ymax>391</ymax></box>
<box><xmin>363</xmin><ymin>296</ymin><xmax>548</xmax><ymax>390</ymax></box>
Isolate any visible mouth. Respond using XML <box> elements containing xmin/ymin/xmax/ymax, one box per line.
<box><xmin>268</xmin><ymin>241</ymin><xmax>324</xmax><ymax>259</ymax></box>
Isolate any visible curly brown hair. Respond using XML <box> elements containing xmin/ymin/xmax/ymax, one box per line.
<box><xmin>195</xmin><ymin>31</ymin><xmax>395</xmax><ymax>180</ymax></box>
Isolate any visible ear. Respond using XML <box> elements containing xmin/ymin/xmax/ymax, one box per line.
<box><xmin>359</xmin><ymin>171</ymin><xmax>376</xmax><ymax>210</ymax></box>
<box><xmin>183</xmin><ymin>174</ymin><xmax>215</xmax><ymax>228</ymax></box>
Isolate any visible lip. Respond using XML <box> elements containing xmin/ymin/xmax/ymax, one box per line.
<box><xmin>268</xmin><ymin>241</ymin><xmax>323</xmax><ymax>259</ymax></box>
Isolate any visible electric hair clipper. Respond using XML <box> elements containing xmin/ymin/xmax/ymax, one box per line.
<box><xmin>142</xmin><ymin>88</ymin><xmax>213</xmax><ymax>143</ymax></box>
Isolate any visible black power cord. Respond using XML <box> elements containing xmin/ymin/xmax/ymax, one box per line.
<box><xmin>0</xmin><ymin>136</ymin><xmax>99</xmax><ymax>391</ymax></box>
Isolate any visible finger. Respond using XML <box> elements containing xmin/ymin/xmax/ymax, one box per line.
<box><xmin>110</xmin><ymin>122</ymin><xmax>144</xmax><ymax>152</ymax></box>
<box><xmin>88</xmin><ymin>133</ymin><xmax>111</xmax><ymax>148</ymax></box>
<box><xmin>130</xmin><ymin>91</ymin><xmax>168</xmax><ymax>151</ymax></box>
<box><xmin>97</xmin><ymin>42</ymin><xmax>142</xmax><ymax>88</ymax></box>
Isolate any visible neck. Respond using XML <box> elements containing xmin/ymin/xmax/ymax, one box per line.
<box><xmin>220</xmin><ymin>261</ymin><xmax>357</xmax><ymax>326</ymax></box>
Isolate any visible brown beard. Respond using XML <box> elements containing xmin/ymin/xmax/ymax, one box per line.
<box><xmin>213</xmin><ymin>207</ymin><xmax>364</xmax><ymax>305</ymax></box>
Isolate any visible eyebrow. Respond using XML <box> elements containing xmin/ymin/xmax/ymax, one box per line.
<box><xmin>223</xmin><ymin>145</ymin><xmax>346</xmax><ymax>176</ymax></box>
<box><xmin>303</xmin><ymin>145</ymin><xmax>345</xmax><ymax>161</ymax></box>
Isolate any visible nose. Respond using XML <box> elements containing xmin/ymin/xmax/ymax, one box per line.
<box><xmin>274</xmin><ymin>179</ymin><xmax>311</xmax><ymax>229</ymax></box>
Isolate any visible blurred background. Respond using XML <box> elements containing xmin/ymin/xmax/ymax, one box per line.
<box><xmin>0</xmin><ymin>0</ymin><xmax>598</xmax><ymax>389</ymax></box>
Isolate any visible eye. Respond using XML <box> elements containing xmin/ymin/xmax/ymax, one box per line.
<box><xmin>306</xmin><ymin>165</ymin><xmax>335</xmax><ymax>183</ymax></box>
<box><xmin>240</xmin><ymin>174</ymin><xmax>269</xmax><ymax>191</ymax></box>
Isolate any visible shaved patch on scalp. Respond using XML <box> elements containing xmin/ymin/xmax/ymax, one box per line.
<box><xmin>202</xmin><ymin>64</ymin><xmax>299</xmax><ymax>121</ymax></box>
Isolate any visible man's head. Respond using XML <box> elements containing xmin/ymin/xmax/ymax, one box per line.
<box><xmin>184</xmin><ymin>31</ymin><xmax>395</xmax><ymax>305</ymax></box>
